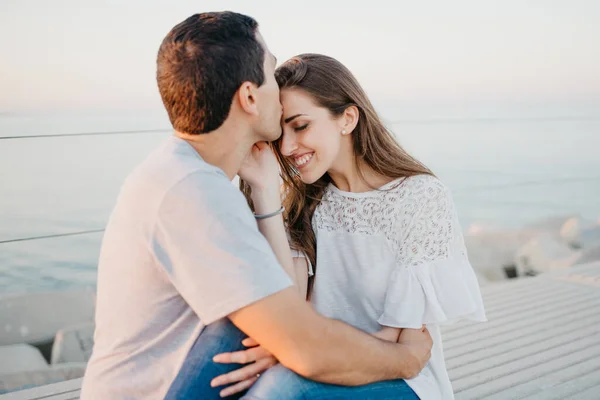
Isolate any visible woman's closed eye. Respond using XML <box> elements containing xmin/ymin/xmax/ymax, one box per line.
<box><xmin>294</xmin><ymin>123</ymin><xmax>309</xmax><ymax>132</ymax></box>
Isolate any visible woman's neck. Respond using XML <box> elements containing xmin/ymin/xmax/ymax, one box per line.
<box><xmin>327</xmin><ymin>159</ymin><xmax>395</xmax><ymax>193</ymax></box>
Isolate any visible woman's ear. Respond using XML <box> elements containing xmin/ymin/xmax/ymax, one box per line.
<box><xmin>341</xmin><ymin>105</ymin><xmax>359</xmax><ymax>135</ymax></box>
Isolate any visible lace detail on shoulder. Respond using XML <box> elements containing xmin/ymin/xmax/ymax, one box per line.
<box><xmin>313</xmin><ymin>180</ymin><xmax>405</xmax><ymax>237</ymax></box>
<box><xmin>313</xmin><ymin>175</ymin><xmax>465</xmax><ymax>267</ymax></box>
<box><xmin>395</xmin><ymin>176</ymin><xmax>466</xmax><ymax>268</ymax></box>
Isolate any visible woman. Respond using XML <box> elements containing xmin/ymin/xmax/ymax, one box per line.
<box><xmin>215</xmin><ymin>54</ymin><xmax>486</xmax><ymax>399</ymax></box>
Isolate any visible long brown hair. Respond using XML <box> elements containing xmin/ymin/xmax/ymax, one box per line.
<box><xmin>242</xmin><ymin>54</ymin><xmax>432</xmax><ymax>288</ymax></box>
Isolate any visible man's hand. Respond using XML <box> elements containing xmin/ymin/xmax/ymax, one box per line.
<box><xmin>227</xmin><ymin>287</ymin><xmax>432</xmax><ymax>385</ymax></box>
<box><xmin>397</xmin><ymin>325</ymin><xmax>433</xmax><ymax>378</ymax></box>
<box><xmin>211</xmin><ymin>338</ymin><xmax>277</xmax><ymax>397</ymax></box>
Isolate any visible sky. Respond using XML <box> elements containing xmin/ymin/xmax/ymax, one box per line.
<box><xmin>0</xmin><ymin>0</ymin><xmax>599</xmax><ymax>114</ymax></box>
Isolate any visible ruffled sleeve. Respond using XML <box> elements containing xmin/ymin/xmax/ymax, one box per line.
<box><xmin>378</xmin><ymin>177</ymin><xmax>486</xmax><ymax>329</ymax></box>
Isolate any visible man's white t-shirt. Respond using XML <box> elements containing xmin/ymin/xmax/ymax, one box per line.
<box><xmin>80</xmin><ymin>136</ymin><xmax>292</xmax><ymax>399</ymax></box>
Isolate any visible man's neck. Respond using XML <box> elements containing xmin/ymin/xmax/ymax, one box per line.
<box><xmin>175</xmin><ymin>125</ymin><xmax>253</xmax><ymax>181</ymax></box>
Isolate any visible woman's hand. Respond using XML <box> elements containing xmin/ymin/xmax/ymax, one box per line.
<box><xmin>398</xmin><ymin>325</ymin><xmax>429</xmax><ymax>344</ymax></box>
<box><xmin>211</xmin><ymin>338</ymin><xmax>277</xmax><ymax>397</ymax></box>
<box><xmin>373</xmin><ymin>325</ymin><xmax>431</xmax><ymax>378</ymax></box>
<box><xmin>397</xmin><ymin>325</ymin><xmax>432</xmax><ymax>378</ymax></box>
<box><xmin>238</xmin><ymin>142</ymin><xmax>280</xmax><ymax>192</ymax></box>
<box><xmin>372</xmin><ymin>326</ymin><xmax>402</xmax><ymax>342</ymax></box>
<box><xmin>239</xmin><ymin>142</ymin><xmax>282</xmax><ymax>214</ymax></box>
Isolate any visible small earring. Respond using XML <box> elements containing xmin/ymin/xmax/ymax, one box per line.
<box><xmin>342</xmin><ymin>129</ymin><xmax>347</xmax><ymax>135</ymax></box>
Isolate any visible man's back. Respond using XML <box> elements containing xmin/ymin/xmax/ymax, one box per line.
<box><xmin>81</xmin><ymin>136</ymin><xmax>291</xmax><ymax>399</ymax></box>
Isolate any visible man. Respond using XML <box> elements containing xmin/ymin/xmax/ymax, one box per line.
<box><xmin>81</xmin><ymin>12</ymin><xmax>431</xmax><ymax>399</ymax></box>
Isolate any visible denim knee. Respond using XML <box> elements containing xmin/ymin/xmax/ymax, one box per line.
<box><xmin>243</xmin><ymin>364</ymin><xmax>308</xmax><ymax>400</ymax></box>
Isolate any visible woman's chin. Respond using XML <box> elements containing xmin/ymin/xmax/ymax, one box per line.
<box><xmin>299</xmin><ymin>169</ymin><xmax>325</xmax><ymax>185</ymax></box>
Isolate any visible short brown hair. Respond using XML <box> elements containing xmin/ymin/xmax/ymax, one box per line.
<box><xmin>157</xmin><ymin>12</ymin><xmax>265</xmax><ymax>134</ymax></box>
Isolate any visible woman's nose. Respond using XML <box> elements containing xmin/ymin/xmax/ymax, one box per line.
<box><xmin>280</xmin><ymin>131</ymin><xmax>297</xmax><ymax>157</ymax></box>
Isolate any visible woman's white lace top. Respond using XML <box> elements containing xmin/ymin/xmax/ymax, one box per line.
<box><xmin>306</xmin><ymin>174</ymin><xmax>486</xmax><ymax>399</ymax></box>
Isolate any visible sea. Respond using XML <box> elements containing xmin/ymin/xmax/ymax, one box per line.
<box><xmin>1</xmin><ymin>105</ymin><xmax>599</xmax><ymax>294</ymax></box>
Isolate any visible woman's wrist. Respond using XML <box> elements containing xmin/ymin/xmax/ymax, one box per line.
<box><xmin>248</xmin><ymin>178</ymin><xmax>280</xmax><ymax>194</ymax></box>
<box><xmin>250</xmin><ymin>184</ymin><xmax>282</xmax><ymax>215</ymax></box>
<box><xmin>253</xmin><ymin>200</ymin><xmax>282</xmax><ymax>216</ymax></box>
<box><xmin>254</xmin><ymin>206</ymin><xmax>285</xmax><ymax>220</ymax></box>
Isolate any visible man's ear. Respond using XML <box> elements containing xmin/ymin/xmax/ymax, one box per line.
<box><xmin>235</xmin><ymin>82</ymin><xmax>260</xmax><ymax>117</ymax></box>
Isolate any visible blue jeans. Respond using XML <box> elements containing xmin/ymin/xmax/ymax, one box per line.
<box><xmin>164</xmin><ymin>319</ymin><xmax>419</xmax><ymax>400</ymax></box>
<box><xmin>244</xmin><ymin>364</ymin><xmax>419</xmax><ymax>400</ymax></box>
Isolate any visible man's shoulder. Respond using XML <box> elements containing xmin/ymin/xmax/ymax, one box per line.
<box><xmin>123</xmin><ymin>137</ymin><xmax>225</xmax><ymax>200</ymax></box>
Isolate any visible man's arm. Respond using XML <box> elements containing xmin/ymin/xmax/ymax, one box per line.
<box><xmin>155</xmin><ymin>172</ymin><xmax>428</xmax><ymax>385</ymax></box>
<box><xmin>229</xmin><ymin>287</ymin><xmax>432</xmax><ymax>386</ymax></box>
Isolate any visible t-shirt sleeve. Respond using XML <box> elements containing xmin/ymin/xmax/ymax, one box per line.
<box><xmin>378</xmin><ymin>177</ymin><xmax>487</xmax><ymax>329</ymax></box>
<box><xmin>286</xmin><ymin>230</ymin><xmax>314</xmax><ymax>277</ymax></box>
<box><xmin>151</xmin><ymin>170</ymin><xmax>293</xmax><ymax>324</ymax></box>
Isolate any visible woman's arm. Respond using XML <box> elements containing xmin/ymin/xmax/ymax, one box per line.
<box><xmin>372</xmin><ymin>326</ymin><xmax>402</xmax><ymax>342</ymax></box>
<box><xmin>238</xmin><ymin>142</ymin><xmax>307</xmax><ymax>296</ymax></box>
<box><xmin>252</xmin><ymin>195</ymin><xmax>297</xmax><ymax>285</ymax></box>
<box><xmin>293</xmin><ymin>257</ymin><xmax>309</xmax><ymax>300</ymax></box>
<box><xmin>251</xmin><ymin>189</ymin><xmax>308</xmax><ymax>299</ymax></box>
<box><xmin>373</xmin><ymin>326</ymin><xmax>432</xmax><ymax>347</ymax></box>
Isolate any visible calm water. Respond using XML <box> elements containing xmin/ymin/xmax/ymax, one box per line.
<box><xmin>1</xmin><ymin>109</ymin><xmax>599</xmax><ymax>294</ymax></box>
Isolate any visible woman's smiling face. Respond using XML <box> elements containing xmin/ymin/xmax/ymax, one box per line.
<box><xmin>278</xmin><ymin>88</ymin><xmax>347</xmax><ymax>184</ymax></box>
